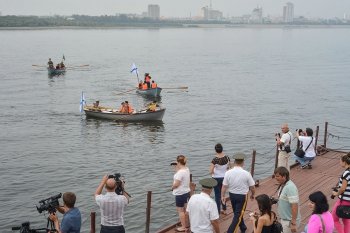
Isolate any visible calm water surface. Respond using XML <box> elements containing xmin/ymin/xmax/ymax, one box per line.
<box><xmin>1</xmin><ymin>27</ymin><xmax>350</xmax><ymax>232</ymax></box>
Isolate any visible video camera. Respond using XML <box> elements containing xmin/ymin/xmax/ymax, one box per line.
<box><xmin>270</xmin><ymin>196</ymin><xmax>278</xmax><ymax>205</ymax></box>
<box><xmin>108</xmin><ymin>173</ymin><xmax>130</xmax><ymax>197</ymax></box>
<box><xmin>331</xmin><ymin>187</ymin><xmax>338</xmax><ymax>199</ymax></box>
<box><xmin>36</xmin><ymin>193</ymin><xmax>62</xmax><ymax>214</ymax></box>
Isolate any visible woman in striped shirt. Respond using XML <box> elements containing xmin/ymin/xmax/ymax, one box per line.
<box><xmin>209</xmin><ymin>143</ymin><xmax>230</xmax><ymax>215</ymax></box>
<box><xmin>331</xmin><ymin>152</ymin><xmax>350</xmax><ymax>233</ymax></box>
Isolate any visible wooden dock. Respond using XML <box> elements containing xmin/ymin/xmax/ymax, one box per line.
<box><xmin>156</xmin><ymin>149</ymin><xmax>346</xmax><ymax>233</ymax></box>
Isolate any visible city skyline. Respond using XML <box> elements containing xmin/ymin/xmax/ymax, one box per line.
<box><xmin>0</xmin><ymin>0</ymin><xmax>349</xmax><ymax>18</ymax></box>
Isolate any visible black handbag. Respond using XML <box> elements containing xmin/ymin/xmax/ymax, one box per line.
<box><xmin>283</xmin><ymin>133</ymin><xmax>292</xmax><ymax>153</ymax></box>
<box><xmin>294</xmin><ymin>137</ymin><xmax>313</xmax><ymax>158</ymax></box>
<box><xmin>271</xmin><ymin>211</ymin><xmax>283</xmax><ymax>233</ymax></box>
<box><xmin>336</xmin><ymin>204</ymin><xmax>350</xmax><ymax>219</ymax></box>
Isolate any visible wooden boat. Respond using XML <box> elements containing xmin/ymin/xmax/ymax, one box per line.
<box><xmin>47</xmin><ymin>67</ymin><xmax>66</xmax><ymax>75</ymax></box>
<box><xmin>84</xmin><ymin>106</ymin><xmax>165</xmax><ymax>121</ymax></box>
<box><xmin>136</xmin><ymin>87</ymin><xmax>162</xmax><ymax>97</ymax></box>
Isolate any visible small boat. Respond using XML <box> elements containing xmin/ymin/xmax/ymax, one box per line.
<box><xmin>47</xmin><ymin>67</ymin><xmax>66</xmax><ymax>76</ymax></box>
<box><xmin>136</xmin><ymin>87</ymin><xmax>162</xmax><ymax>97</ymax></box>
<box><xmin>84</xmin><ymin>106</ymin><xmax>165</xmax><ymax>121</ymax></box>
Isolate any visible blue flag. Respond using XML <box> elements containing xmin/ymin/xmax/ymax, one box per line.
<box><xmin>80</xmin><ymin>91</ymin><xmax>86</xmax><ymax>113</ymax></box>
<box><xmin>130</xmin><ymin>63</ymin><xmax>138</xmax><ymax>76</ymax></box>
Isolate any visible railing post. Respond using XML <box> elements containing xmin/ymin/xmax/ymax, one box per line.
<box><xmin>145</xmin><ymin>191</ymin><xmax>152</xmax><ymax>233</ymax></box>
<box><xmin>324</xmin><ymin>122</ymin><xmax>328</xmax><ymax>148</ymax></box>
<box><xmin>315</xmin><ymin>126</ymin><xmax>319</xmax><ymax>154</ymax></box>
<box><xmin>250</xmin><ymin>149</ymin><xmax>256</xmax><ymax>178</ymax></box>
<box><xmin>90</xmin><ymin>212</ymin><xmax>96</xmax><ymax>233</ymax></box>
<box><xmin>274</xmin><ymin>144</ymin><xmax>279</xmax><ymax>170</ymax></box>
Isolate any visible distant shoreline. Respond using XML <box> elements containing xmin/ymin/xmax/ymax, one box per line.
<box><xmin>1</xmin><ymin>24</ymin><xmax>350</xmax><ymax>30</ymax></box>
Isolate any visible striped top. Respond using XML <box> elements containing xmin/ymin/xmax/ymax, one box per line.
<box><xmin>338</xmin><ymin>169</ymin><xmax>350</xmax><ymax>201</ymax></box>
<box><xmin>95</xmin><ymin>192</ymin><xmax>128</xmax><ymax>226</ymax></box>
<box><xmin>211</xmin><ymin>155</ymin><xmax>230</xmax><ymax>178</ymax></box>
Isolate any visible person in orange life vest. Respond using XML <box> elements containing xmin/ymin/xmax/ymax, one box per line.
<box><xmin>142</xmin><ymin>82</ymin><xmax>148</xmax><ymax>90</ymax></box>
<box><xmin>118</xmin><ymin>102</ymin><xmax>126</xmax><ymax>113</ymax></box>
<box><xmin>138</xmin><ymin>81</ymin><xmax>143</xmax><ymax>89</ymax></box>
<box><xmin>151</xmin><ymin>80</ymin><xmax>157</xmax><ymax>88</ymax></box>
<box><xmin>124</xmin><ymin>101</ymin><xmax>134</xmax><ymax>114</ymax></box>
<box><xmin>144</xmin><ymin>73</ymin><xmax>151</xmax><ymax>88</ymax></box>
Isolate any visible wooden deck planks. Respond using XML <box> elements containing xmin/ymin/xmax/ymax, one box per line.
<box><xmin>156</xmin><ymin>150</ymin><xmax>347</xmax><ymax>233</ymax></box>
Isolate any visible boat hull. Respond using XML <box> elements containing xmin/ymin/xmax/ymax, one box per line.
<box><xmin>136</xmin><ymin>87</ymin><xmax>162</xmax><ymax>97</ymax></box>
<box><xmin>84</xmin><ymin>108</ymin><xmax>165</xmax><ymax>121</ymax></box>
<box><xmin>47</xmin><ymin>67</ymin><xmax>66</xmax><ymax>75</ymax></box>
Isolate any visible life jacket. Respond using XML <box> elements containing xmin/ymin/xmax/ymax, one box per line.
<box><xmin>138</xmin><ymin>83</ymin><xmax>143</xmax><ymax>89</ymax></box>
<box><xmin>151</xmin><ymin>82</ymin><xmax>157</xmax><ymax>88</ymax></box>
<box><xmin>126</xmin><ymin>105</ymin><xmax>133</xmax><ymax>114</ymax></box>
<box><xmin>142</xmin><ymin>83</ymin><xmax>148</xmax><ymax>90</ymax></box>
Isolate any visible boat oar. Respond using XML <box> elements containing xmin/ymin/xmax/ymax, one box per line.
<box><xmin>161</xmin><ymin>86</ymin><xmax>188</xmax><ymax>90</ymax></box>
<box><xmin>114</xmin><ymin>88</ymin><xmax>136</xmax><ymax>95</ymax></box>
<box><xmin>32</xmin><ymin>64</ymin><xmax>46</xmax><ymax>67</ymax></box>
<box><xmin>71</xmin><ymin>64</ymin><xmax>90</xmax><ymax>68</ymax></box>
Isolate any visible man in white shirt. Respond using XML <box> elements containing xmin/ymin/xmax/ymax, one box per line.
<box><xmin>186</xmin><ymin>178</ymin><xmax>220</xmax><ymax>233</ymax></box>
<box><xmin>221</xmin><ymin>153</ymin><xmax>255</xmax><ymax>233</ymax></box>
<box><xmin>95</xmin><ymin>175</ymin><xmax>129</xmax><ymax>233</ymax></box>
<box><xmin>276</xmin><ymin>123</ymin><xmax>293</xmax><ymax>171</ymax></box>
<box><xmin>295</xmin><ymin>128</ymin><xmax>316</xmax><ymax>169</ymax></box>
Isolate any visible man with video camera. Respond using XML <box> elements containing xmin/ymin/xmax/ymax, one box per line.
<box><xmin>95</xmin><ymin>174</ymin><xmax>129</xmax><ymax>233</ymax></box>
<box><xmin>48</xmin><ymin>192</ymin><xmax>81</xmax><ymax>233</ymax></box>
<box><xmin>276</xmin><ymin>123</ymin><xmax>293</xmax><ymax>171</ymax></box>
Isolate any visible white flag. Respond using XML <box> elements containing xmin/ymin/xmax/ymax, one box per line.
<box><xmin>80</xmin><ymin>91</ymin><xmax>86</xmax><ymax>113</ymax></box>
<box><xmin>130</xmin><ymin>63</ymin><xmax>138</xmax><ymax>76</ymax></box>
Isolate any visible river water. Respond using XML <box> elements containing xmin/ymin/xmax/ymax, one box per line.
<box><xmin>1</xmin><ymin>26</ymin><xmax>350</xmax><ymax>232</ymax></box>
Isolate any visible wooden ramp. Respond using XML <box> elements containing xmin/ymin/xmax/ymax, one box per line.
<box><xmin>156</xmin><ymin>150</ymin><xmax>346</xmax><ymax>233</ymax></box>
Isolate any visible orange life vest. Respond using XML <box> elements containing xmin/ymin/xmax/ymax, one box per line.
<box><xmin>142</xmin><ymin>83</ymin><xmax>148</xmax><ymax>90</ymax></box>
<box><xmin>151</xmin><ymin>82</ymin><xmax>157</xmax><ymax>88</ymax></box>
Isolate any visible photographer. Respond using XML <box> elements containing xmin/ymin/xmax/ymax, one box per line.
<box><xmin>273</xmin><ymin>167</ymin><xmax>300</xmax><ymax>233</ymax></box>
<box><xmin>95</xmin><ymin>175</ymin><xmax>129</xmax><ymax>233</ymax></box>
<box><xmin>48</xmin><ymin>192</ymin><xmax>81</xmax><ymax>233</ymax></box>
<box><xmin>331</xmin><ymin>153</ymin><xmax>350</xmax><ymax>233</ymax></box>
<box><xmin>295</xmin><ymin>128</ymin><xmax>316</xmax><ymax>169</ymax></box>
<box><xmin>276</xmin><ymin>123</ymin><xmax>293</xmax><ymax>171</ymax></box>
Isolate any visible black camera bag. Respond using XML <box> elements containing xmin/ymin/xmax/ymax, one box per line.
<box><xmin>294</xmin><ymin>137</ymin><xmax>313</xmax><ymax>158</ymax></box>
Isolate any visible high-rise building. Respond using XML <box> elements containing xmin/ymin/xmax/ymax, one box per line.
<box><xmin>201</xmin><ymin>6</ymin><xmax>223</xmax><ymax>20</ymax></box>
<box><xmin>250</xmin><ymin>6</ymin><xmax>263</xmax><ymax>23</ymax></box>
<box><xmin>283</xmin><ymin>2</ymin><xmax>294</xmax><ymax>23</ymax></box>
<box><xmin>148</xmin><ymin>4</ymin><xmax>160</xmax><ymax>19</ymax></box>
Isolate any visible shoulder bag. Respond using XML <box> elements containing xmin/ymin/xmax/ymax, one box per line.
<box><xmin>284</xmin><ymin>133</ymin><xmax>292</xmax><ymax>153</ymax></box>
<box><xmin>271</xmin><ymin>211</ymin><xmax>283</xmax><ymax>233</ymax></box>
<box><xmin>294</xmin><ymin>137</ymin><xmax>313</xmax><ymax>158</ymax></box>
<box><xmin>317</xmin><ymin>214</ymin><xmax>325</xmax><ymax>232</ymax></box>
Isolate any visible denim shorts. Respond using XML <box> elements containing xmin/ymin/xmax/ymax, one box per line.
<box><xmin>175</xmin><ymin>192</ymin><xmax>190</xmax><ymax>207</ymax></box>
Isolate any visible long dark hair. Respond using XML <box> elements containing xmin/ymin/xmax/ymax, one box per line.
<box><xmin>255</xmin><ymin>194</ymin><xmax>272</xmax><ymax>226</ymax></box>
<box><xmin>309</xmin><ymin>191</ymin><xmax>329</xmax><ymax>214</ymax></box>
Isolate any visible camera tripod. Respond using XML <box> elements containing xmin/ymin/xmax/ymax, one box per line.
<box><xmin>11</xmin><ymin>221</ymin><xmax>51</xmax><ymax>233</ymax></box>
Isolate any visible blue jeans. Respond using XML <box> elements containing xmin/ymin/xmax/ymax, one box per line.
<box><xmin>294</xmin><ymin>155</ymin><xmax>314</xmax><ymax>166</ymax></box>
<box><xmin>227</xmin><ymin>193</ymin><xmax>248</xmax><ymax>233</ymax></box>
<box><xmin>213</xmin><ymin>177</ymin><xmax>226</xmax><ymax>213</ymax></box>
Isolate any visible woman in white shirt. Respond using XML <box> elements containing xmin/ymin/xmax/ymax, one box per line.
<box><xmin>171</xmin><ymin>155</ymin><xmax>190</xmax><ymax>232</ymax></box>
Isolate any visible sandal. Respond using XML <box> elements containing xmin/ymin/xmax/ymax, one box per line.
<box><xmin>175</xmin><ymin>227</ymin><xmax>186</xmax><ymax>232</ymax></box>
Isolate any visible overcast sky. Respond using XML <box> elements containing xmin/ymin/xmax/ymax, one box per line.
<box><xmin>0</xmin><ymin>0</ymin><xmax>349</xmax><ymax>18</ymax></box>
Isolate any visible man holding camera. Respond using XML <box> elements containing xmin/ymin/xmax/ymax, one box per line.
<box><xmin>276</xmin><ymin>123</ymin><xmax>293</xmax><ymax>171</ymax></box>
<box><xmin>273</xmin><ymin>167</ymin><xmax>300</xmax><ymax>233</ymax></box>
<box><xmin>95</xmin><ymin>175</ymin><xmax>129</xmax><ymax>233</ymax></box>
<box><xmin>48</xmin><ymin>192</ymin><xmax>81</xmax><ymax>233</ymax></box>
